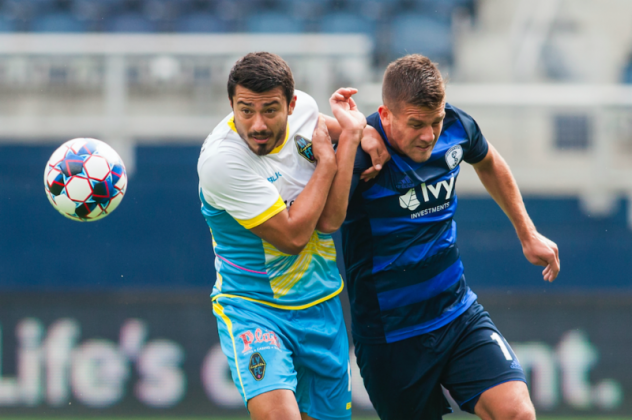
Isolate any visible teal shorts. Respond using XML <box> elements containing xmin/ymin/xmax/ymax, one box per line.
<box><xmin>213</xmin><ymin>295</ymin><xmax>352</xmax><ymax>420</ymax></box>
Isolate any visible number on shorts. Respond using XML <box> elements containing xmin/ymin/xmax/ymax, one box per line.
<box><xmin>490</xmin><ymin>332</ymin><xmax>513</xmax><ymax>361</ymax></box>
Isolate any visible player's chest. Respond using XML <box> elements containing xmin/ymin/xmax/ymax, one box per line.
<box><xmin>255</xmin><ymin>141</ymin><xmax>316</xmax><ymax>203</ymax></box>
<box><xmin>360</xmin><ymin>165</ymin><xmax>461</xmax><ymax>218</ymax></box>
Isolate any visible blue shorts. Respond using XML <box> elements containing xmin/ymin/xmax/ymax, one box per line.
<box><xmin>354</xmin><ymin>302</ymin><xmax>526</xmax><ymax>420</ymax></box>
<box><xmin>213</xmin><ymin>295</ymin><xmax>352</xmax><ymax>420</ymax></box>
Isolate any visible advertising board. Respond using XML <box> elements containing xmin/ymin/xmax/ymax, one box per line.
<box><xmin>0</xmin><ymin>292</ymin><xmax>628</xmax><ymax>417</ymax></box>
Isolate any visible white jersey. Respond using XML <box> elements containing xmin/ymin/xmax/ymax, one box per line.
<box><xmin>197</xmin><ymin>90</ymin><xmax>342</xmax><ymax>309</ymax></box>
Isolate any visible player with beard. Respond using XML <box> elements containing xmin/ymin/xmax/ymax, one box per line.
<box><xmin>197</xmin><ymin>52</ymin><xmax>370</xmax><ymax>420</ymax></box>
<box><xmin>321</xmin><ymin>54</ymin><xmax>560</xmax><ymax>419</ymax></box>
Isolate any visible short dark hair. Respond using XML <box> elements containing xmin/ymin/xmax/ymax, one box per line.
<box><xmin>382</xmin><ymin>54</ymin><xmax>445</xmax><ymax>111</ymax></box>
<box><xmin>227</xmin><ymin>52</ymin><xmax>294</xmax><ymax>105</ymax></box>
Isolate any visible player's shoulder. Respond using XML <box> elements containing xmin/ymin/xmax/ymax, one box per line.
<box><xmin>198</xmin><ymin>114</ymin><xmax>253</xmax><ymax>172</ymax></box>
<box><xmin>444</xmin><ymin>102</ymin><xmax>473</xmax><ymax>123</ymax></box>
<box><xmin>353</xmin><ymin>145</ymin><xmax>373</xmax><ymax>173</ymax></box>
<box><xmin>443</xmin><ymin>102</ymin><xmax>481</xmax><ymax>140</ymax></box>
<box><xmin>290</xmin><ymin>90</ymin><xmax>319</xmax><ymax>123</ymax></box>
<box><xmin>294</xmin><ymin>89</ymin><xmax>318</xmax><ymax>112</ymax></box>
<box><xmin>366</xmin><ymin>111</ymin><xmax>381</xmax><ymax>129</ymax></box>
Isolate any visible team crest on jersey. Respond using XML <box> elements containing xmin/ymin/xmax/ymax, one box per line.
<box><xmin>294</xmin><ymin>135</ymin><xmax>315</xmax><ymax>163</ymax></box>
<box><xmin>445</xmin><ymin>145</ymin><xmax>463</xmax><ymax>170</ymax></box>
<box><xmin>249</xmin><ymin>352</ymin><xmax>266</xmax><ymax>381</ymax></box>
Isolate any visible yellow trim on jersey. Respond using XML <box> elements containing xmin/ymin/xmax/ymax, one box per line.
<box><xmin>212</xmin><ymin>280</ymin><xmax>344</xmax><ymax>311</ymax></box>
<box><xmin>269</xmin><ymin>124</ymin><xmax>290</xmax><ymax>154</ymax></box>
<box><xmin>216</xmin><ymin>273</ymin><xmax>223</xmax><ymax>292</ymax></box>
<box><xmin>209</xmin><ymin>228</ymin><xmax>218</xmax><ymax>248</ymax></box>
<box><xmin>264</xmin><ymin>232</ymin><xmax>337</xmax><ymax>299</ymax></box>
<box><xmin>235</xmin><ymin>196</ymin><xmax>286</xmax><ymax>229</ymax></box>
<box><xmin>208</xmin><ymin>228</ymin><xmax>222</xmax><ymax>290</ymax></box>
<box><xmin>227</xmin><ymin>116</ymin><xmax>290</xmax><ymax>155</ymax></box>
<box><xmin>227</xmin><ymin>116</ymin><xmax>238</xmax><ymax>133</ymax></box>
<box><xmin>212</xmin><ymin>302</ymin><xmax>248</xmax><ymax>400</ymax></box>
<box><xmin>268</xmin><ymin>251</ymin><xmax>310</xmax><ymax>298</ymax></box>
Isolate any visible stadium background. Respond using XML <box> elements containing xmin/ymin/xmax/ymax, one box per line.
<box><xmin>1</xmin><ymin>0</ymin><xmax>632</xmax><ymax>418</ymax></box>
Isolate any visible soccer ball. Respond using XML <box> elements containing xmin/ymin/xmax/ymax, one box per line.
<box><xmin>44</xmin><ymin>138</ymin><xmax>127</xmax><ymax>221</ymax></box>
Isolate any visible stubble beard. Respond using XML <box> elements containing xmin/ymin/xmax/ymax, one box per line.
<box><xmin>250</xmin><ymin>128</ymin><xmax>285</xmax><ymax>156</ymax></box>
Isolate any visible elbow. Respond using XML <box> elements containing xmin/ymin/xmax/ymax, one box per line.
<box><xmin>316</xmin><ymin>219</ymin><xmax>342</xmax><ymax>234</ymax></box>
<box><xmin>280</xmin><ymin>238</ymin><xmax>310</xmax><ymax>255</ymax></box>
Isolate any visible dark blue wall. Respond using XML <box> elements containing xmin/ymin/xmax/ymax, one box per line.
<box><xmin>2</xmin><ymin>145</ymin><xmax>630</xmax><ymax>292</ymax></box>
<box><xmin>1</xmin><ymin>145</ymin><xmax>214</xmax><ymax>292</ymax></box>
<box><xmin>456</xmin><ymin>197</ymin><xmax>631</xmax><ymax>291</ymax></box>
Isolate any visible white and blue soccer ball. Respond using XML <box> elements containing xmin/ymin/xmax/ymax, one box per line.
<box><xmin>44</xmin><ymin>138</ymin><xmax>127</xmax><ymax>221</ymax></box>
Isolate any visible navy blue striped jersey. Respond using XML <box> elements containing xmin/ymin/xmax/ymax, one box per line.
<box><xmin>341</xmin><ymin>103</ymin><xmax>489</xmax><ymax>344</ymax></box>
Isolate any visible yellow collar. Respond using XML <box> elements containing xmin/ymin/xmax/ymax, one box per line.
<box><xmin>228</xmin><ymin>116</ymin><xmax>290</xmax><ymax>155</ymax></box>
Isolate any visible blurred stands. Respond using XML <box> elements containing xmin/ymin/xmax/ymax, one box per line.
<box><xmin>0</xmin><ymin>0</ymin><xmax>478</xmax><ymax>65</ymax></box>
<box><xmin>455</xmin><ymin>0</ymin><xmax>632</xmax><ymax>84</ymax></box>
<box><xmin>174</xmin><ymin>12</ymin><xmax>231</xmax><ymax>33</ymax></box>
<box><xmin>104</xmin><ymin>11</ymin><xmax>159</xmax><ymax>32</ymax></box>
<box><xmin>246</xmin><ymin>12</ymin><xmax>305</xmax><ymax>33</ymax></box>
<box><xmin>30</xmin><ymin>11</ymin><xmax>88</xmax><ymax>32</ymax></box>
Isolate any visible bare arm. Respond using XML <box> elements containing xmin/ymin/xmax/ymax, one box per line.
<box><xmin>472</xmin><ymin>142</ymin><xmax>560</xmax><ymax>282</ymax></box>
<box><xmin>322</xmin><ymin>113</ymin><xmax>390</xmax><ymax>181</ymax></box>
<box><xmin>321</xmin><ymin>114</ymin><xmax>342</xmax><ymax>142</ymax></box>
<box><xmin>358</xmin><ymin>125</ymin><xmax>389</xmax><ymax>181</ymax></box>
<box><xmin>317</xmin><ymin>88</ymin><xmax>366</xmax><ymax>233</ymax></box>
<box><xmin>250</xmin><ymin>117</ymin><xmax>337</xmax><ymax>255</ymax></box>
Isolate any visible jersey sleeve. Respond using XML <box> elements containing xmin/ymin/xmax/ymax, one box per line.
<box><xmin>348</xmin><ymin>146</ymin><xmax>373</xmax><ymax>199</ymax></box>
<box><xmin>199</xmin><ymin>149</ymin><xmax>286</xmax><ymax>229</ymax></box>
<box><xmin>292</xmin><ymin>90</ymin><xmax>320</xmax><ymax>136</ymax></box>
<box><xmin>351</xmin><ymin>112</ymin><xmax>384</xmax><ymax>199</ymax></box>
<box><xmin>451</xmin><ymin>105</ymin><xmax>489</xmax><ymax>164</ymax></box>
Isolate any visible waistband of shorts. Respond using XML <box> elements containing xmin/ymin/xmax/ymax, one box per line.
<box><xmin>212</xmin><ymin>281</ymin><xmax>343</xmax><ymax>311</ymax></box>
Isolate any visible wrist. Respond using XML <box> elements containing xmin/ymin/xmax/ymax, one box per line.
<box><xmin>516</xmin><ymin>224</ymin><xmax>537</xmax><ymax>245</ymax></box>
<box><xmin>341</xmin><ymin>128</ymin><xmax>364</xmax><ymax>136</ymax></box>
<box><xmin>316</xmin><ymin>154</ymin><xmax>337</xmax><ymax>168</ymax></box>
<box><xmin>340</xmin><ymin>129</ymin><xmax>363</xmax><ymax>146</ymax></box>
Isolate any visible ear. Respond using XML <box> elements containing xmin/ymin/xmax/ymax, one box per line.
<box><xmin>287</xmin><ymin>95</ymin><xmax>298</xmax><ymax>116</ymax></box>
<box><xmin>378</xmin><ymin>104</ymin><xmax>390</xmax><ymax>123</ymax></box>
<box><xmin>229</xmin><ymin>97</ymin><xmax>233</xmax><ymax>109</ymax></box>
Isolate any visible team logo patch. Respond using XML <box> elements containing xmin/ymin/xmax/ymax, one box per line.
<box><xmin>249</xmin><ymin>352</ymin><xmax>266</xmax><ymax>381</ymax></box>
<box><xmin>445</xmin><ymin>145</ymin><xmax>463</xmax><ymax>170</ymax></box>
<box><xmin>294</xmin><ymin>135</ymin><xmax>315</xmax><ymax>163</ymax></box>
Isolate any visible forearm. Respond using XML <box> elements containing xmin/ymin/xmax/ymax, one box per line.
<box><xmin>316</xmin><ymin>129</ymin><xmax>363</xmax><ymax>233</ymax></box>
<box><xmin>283</xmin><ymin>160</ymin><xmax>338</xmax><ymax>247</ymax></box>
<box><xmin>320</xmin><ymin>113</ymin><xmax>341</xmax><ymax>142</ymax></box>
<box><xmin>474</xmin><ymin>146</ymin><xmax>535</xmax><ymax>242</ymax></box>
<box><xmin>475</xmin><ymin>145</ymin><xmax>560</xmax><ymax>281</ymax></box>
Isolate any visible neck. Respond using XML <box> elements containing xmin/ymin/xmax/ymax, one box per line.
<box><xmin>273</xmin><ymin>124</ymin><xmax>288</xmax><ymax>150</ymax></box>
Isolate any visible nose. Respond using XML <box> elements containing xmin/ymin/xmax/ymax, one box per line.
<box><xmin>252</xmin><ymin>113</ymin><xmax>268</xmax><ymax>132</ymax></box>
<box><xmin>419</xmin><ymin>126</ymin><xmax>434</xmax><ymax>142</ymax></box>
